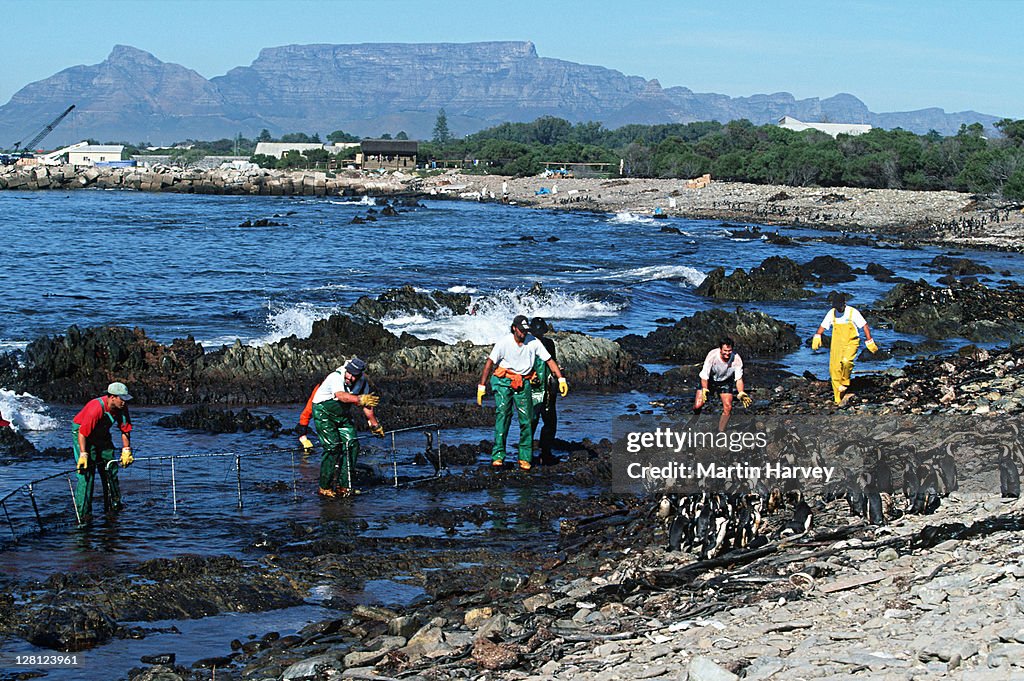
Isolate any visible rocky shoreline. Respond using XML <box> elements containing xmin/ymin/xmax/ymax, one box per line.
<box><xmin>3</xmin><ymin>162</ymin><xmax>1023</xmax><ymax>250</ymax></box>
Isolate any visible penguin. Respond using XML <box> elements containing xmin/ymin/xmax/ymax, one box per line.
<box><xmin>845</xmin><ymin>471</ymin><xmax>868</xmax><ymax>518</ymax></box>
<box><xmin>781</xmin><ymin>490</ymin><xmax>813</xmax><ymax>537</ymax></box>
<box><xmin>936</xmin><ymin>444</ymin><xmax>958</xmax><ymax>496</ymax></box>
<box><xmin>999</xmin><ymin>446</ymin><xmax>1021</xmax><ymax>499</ymax></box>
<box><xmin>864</xmin><ymin>478</ymin><xmax>885</xmax><ymax>526</ymax></box>
<box><xmin>872</xmin><ymin>453</ymin><xmax>894</xmax><ymax>494</ymax></box>
<box><xmin>914</xmin><ymin>464</ymin><xmax>941</xmax><ymax>514</ymax></box>
<box><xmin>765</xmin><ymin>487</ymin><xmax>783</xmax><ymax>515</ymax></box>
<box><xmin>902</xmin><ymin>460</ymin><xmax>920</xmax><ymax>510</ymax></box>
<box><xmin>657</xmin><ymin>495</ymin><xmax>673</xmax><ymax>520</ymax></box>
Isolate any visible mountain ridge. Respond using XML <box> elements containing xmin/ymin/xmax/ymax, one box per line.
<box><xmin>0</xmin><ymin>42</ymin><xmax>1001</xmax><ymax>147</ymax></box>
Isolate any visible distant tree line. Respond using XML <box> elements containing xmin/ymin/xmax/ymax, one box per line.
<box><xmin>419</xmin><ymin>115</ymin><xmax>1024</xmax><ymax>200</ymax></box>
<box><xmin>106</xmin><ymin>114</ymin><xmax>1024</xmax><ymax>200</ymax></box>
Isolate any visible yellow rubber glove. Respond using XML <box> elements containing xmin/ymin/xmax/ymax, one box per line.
<box><xmin>298</xmin><ymin>435</ymin><xmax>314</xmax><ymax>450</ymax></box>
<box><xmin>477</xmin><ymin>384</ymin><xmax>486</xmax><ymax>406</ymax></box>
<box><xmin>558</xmin><ymin>378</ymin><xmax>569</xmax><ymax>397</ymax></box>
<box><xmin>701</xmin><ymin>388</ymin><xmax>710</xmax><ymax>402</ymax></box>
<box><xmin>77</xmin><ymin>452</ymin><xmax>89</xmax><ymax>473</ymax></box>
<box><xmin>358</xmin><ymin>393</ymin><xmax>380</xmax><ymax>408</ymax></box>
<box><xmin>120</xmin><ymin>447</ymin><xmax>134</xmax><ymax>467</ymax></box>
<box><xmin>811</xmin><ymin>334</ymin><xmax>822</xmax><ymax>350</ymax></box>
<box><xmin>866</xmin><ymin>339</ymin><xmax>878</xmax><ymax>353</ymax></box>
<box><xmin>370</xmin><ymin>424</ymin><xmax>385</xmax><ymax>438</ymax></box>
<box><xmin>737</xmin><ymin>391</ymin><xmax>752</xmax><ymax>408</ymax></box>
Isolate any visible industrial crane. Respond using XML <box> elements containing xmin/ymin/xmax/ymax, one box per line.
<box><xmin>12</xmin><ymin>104</ymin><xmax>76</xmax><ymax>152</ymax></box>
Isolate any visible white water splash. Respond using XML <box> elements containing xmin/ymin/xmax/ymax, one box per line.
<box><xmin>0</xmin><ymin>389</ymin><xmax>59</xmax><ymax>431</ymax></box>
<box><xmin>447</xmin><ymin>285</ymin><xmax>479</xmax><ymax>294</ymax></box>
<box><xmin>609</xmin><ymin>212</ymin><xmax>658</xmax><ymax>225</ymax></box>
<box><xmin>601</xmin><ymin>264</ymin><xmax>707</xmax><ymax>286</ymax></box>
<box><xmin>382</xmin><ymin>287</ymin><xmax>624</xmax><ymax>344</ymax></box>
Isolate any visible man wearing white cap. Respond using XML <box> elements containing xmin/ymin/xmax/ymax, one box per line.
<box><xmin>72</xmin><ymin>381</ymin><xmax>134</xmax><ymax>523</ymax></box>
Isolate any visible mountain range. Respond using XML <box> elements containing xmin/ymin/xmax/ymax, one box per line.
<box><xmin>0</xmin><ymin>42</ymin><xmax>1002</xmax><ymax>148</ymax></box>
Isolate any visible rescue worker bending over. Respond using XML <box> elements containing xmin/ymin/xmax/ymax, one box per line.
<box><xmin>311</xmin><ymin>358</ymin><xmax>383</xmax><ymax>497</ymax></box>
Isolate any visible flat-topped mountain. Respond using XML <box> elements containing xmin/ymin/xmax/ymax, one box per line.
<box><xmin>0</xmin><ymin>42</ymin><xmax>1000</xmax><ymax>146</ymax></box>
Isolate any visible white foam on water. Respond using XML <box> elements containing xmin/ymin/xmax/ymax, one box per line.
<box><xmin>0</xmin><ymin>340</ymin><xmax>27</xmax><ymax>352</ymax></box>
<box><xmin>253</xmin><ymin>302</ymin><xmax>345</xmax><ymax>345</ymax></box>
<box><xmin>382</xmin><ymin>287</ymin><xmax>624</xmax><ymax>345</ymax></box>
<box><xmin>599</xmin><ymin>264</ymin><xmax>707</xmax><ymax>286</ymax></box>
<box><xmin>0</xmin><ymin>389</ymin><xmax>59</xmax><ymax>431</ymax></box>
<box><xmin>447</xmin><ymin>286</ymin><xmax>478</xmax><ymax>294</ymax></box>
<box><xmin>328</xmin><ymin>196</ymin><xmax>376</xmax><ymax>206</ymax></box>
<box><xmin>197</xmin><ymin>302</ymin><xmax>345</xmax><ymax>348</ymax></box>
<box><xmin>609</xmin><ymin>212</ymin><xmax>658</xmax><ymax>225</ymax></box>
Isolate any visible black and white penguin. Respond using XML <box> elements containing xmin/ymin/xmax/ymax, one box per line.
<box><xmin>999</xmin><ymin>445</ymin><xmax>1021</xmax><ymax>499</ymax></box>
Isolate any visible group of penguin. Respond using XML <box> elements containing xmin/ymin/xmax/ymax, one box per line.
<box><xmin>656</xmin><ymin>438</ymin><xmax>1023</xmax><ymax>559</ymax></box>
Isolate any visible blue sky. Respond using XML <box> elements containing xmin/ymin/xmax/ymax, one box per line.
<box><xmin>2</xmin><ymin>0</ymin><xmax>1021</xmax><ymax>119</ymax></box>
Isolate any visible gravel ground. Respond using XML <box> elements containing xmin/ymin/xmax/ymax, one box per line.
<box><xmin>421</xmin><ymin>173</ymin><xmax>1024</xmax><ymax>253</ymax></box>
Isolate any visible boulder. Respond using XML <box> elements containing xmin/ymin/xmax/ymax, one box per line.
<box><xmin>695</xmin><ymin>256</ymin><xmax>812</xmax><ymax>301</ymax></box>
<box><xmin>617</xmin><ymin>308</ymin><xmax>800</xmax><ymax>362</ymax></box>
<box><xmin>870</xmin><ymin>280</ymin><xmax>1024</xmax><ymax>342</ymax></box>
<box><xmin>800</xmin><ymin>254</ymin><xmax>856</xmax><ymax>283</ymax></box>
<box><xmin>348</xmin><ymin>284</ymin><xmax>471</xmax><ymax>320</ymax></box>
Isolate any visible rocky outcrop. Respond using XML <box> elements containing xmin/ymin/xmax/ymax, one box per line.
<box><xmin>926</xmin><ymin>254</ymin><xmax>994</xmax><ymax>276</ymax></box>
<box><xmin>870</xmin><ymin>280</ymin><xmax>1024</xmax><ymax>342</ymax></box>
<box><xmin>348</xmin><ymin>285</ymin><xmax>471</xmax><ymax>320</ymax></box>
<box><xmin>0</xmin><ymin>163</ymin><xmax>410</xmax><ymax>196</ymax></box>
<box><xmin>617</xmin><ymin>309</ymin><xmax>801</xmax><ymax>362</ymax></box>
<box><xmin>5</xmin><ymin>315</ymin><xmax>638</xmax><ymax>405</ymax></box>
<box><xmin>155</xmin><ymin>406</ymin><xmax>281</xmax><ymax>433</ymax></box>
<box><xmin>695</xmin><ymin>256</ymin><xmax>813</xmax><ymax>301</ymax></box>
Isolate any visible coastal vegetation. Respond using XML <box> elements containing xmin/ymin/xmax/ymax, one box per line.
<box><xmin>99</xmin><ymin>116</ymin><xmax>1024</xmax><ymax>200</ymax></box>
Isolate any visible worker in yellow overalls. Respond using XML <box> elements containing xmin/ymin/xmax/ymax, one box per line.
<box><xmin>812</xmin><ymin>292</ymin><xmax>878</xmax><ymax>403</ymax></box>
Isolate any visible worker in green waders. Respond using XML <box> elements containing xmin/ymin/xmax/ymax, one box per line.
<box><xmin>528</xmin><ymin>317</ymin><xmax>561</xmax><ymax>466</ymax></box>
<box><xmin>812</xmin><ymin>292</ymin><xmax>879</xmax><ymax>404</ymax></box>
<box><xmin>72</xmin><ymin>382</ymin><xmax>135</xmax><ymax>523</ymax></box>
<box><xmin>477</xmin><ymin>315</ymin><xmax>568</xmax><ymax>471</ymax></box>
<box><xmin>310</xmin><ymin>358</ymin><xmax>383</xmax><ymax>497</ymax></box>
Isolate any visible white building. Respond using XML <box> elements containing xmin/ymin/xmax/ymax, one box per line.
<box><xmin>778</xmin><ymin>116</ymin><xmax>872</xmax><ymax>138</ymax></box>
<box><xmin>67</xmin><ymin>145</ymin><xmax>125</xmax><ymax>166</ymax></box>
<box><xmin>254</xmin><ymin>142</ymin><xmax>360</xmax><ymax>159</ymax></box>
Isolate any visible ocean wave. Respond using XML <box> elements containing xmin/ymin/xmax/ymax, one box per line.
<box><xmin>609</xmin><ymin>212</ymin><xmax>658</xmax><ymax>226</ymax></box>
<box><xmin>0</xmin><ymin>340</ymin><xmax>28</xmax><ymax>352</ymax></box>
<box><xmin>0</xmin><ymin>389</ymin><xmax>59</xmax><ymax>431</ymax></box>
<box><xmin>599</xmin><ymin>265</ymin><xmax>707</xmax><ymax>286</ymax></box>
<box><xmin>447</xmin><ymin>285</ymin><xmax>479</xmax><ymax>294</ymax></box>
<box><xmin>382</xmin><ymin>287</ymin><xmax>624</xmax><ymax>344</ymax></box>
<box><xmin>328</xmin><ymin>196</ymin><xmax>376</xmax><ymax>206</ymax></box>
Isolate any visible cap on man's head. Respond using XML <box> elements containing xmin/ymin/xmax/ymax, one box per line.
<box><xmin>344</xmin><ymin>357</ymin><xmax>367</xmax><ymax>376</ymax></box>
<box><xmin>107</xmin><ymin>381</ymin><xmax>132</xmax><ymax>400</ymax></box>
<box><xmin>530</xmin><ymin>317</ymin><xmax>549</xmax><ymax>335</ymax></box>
<box><xmin>511</xmin><ymin>315</ymin><xmax>531</xmax><ymax>333</ymax></box>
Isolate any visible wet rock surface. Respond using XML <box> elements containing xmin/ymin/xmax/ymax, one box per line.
<box><xmin>1</xmin><ymin>302</ymin><xmax>637</xmax><ymax>406</ymax></box>
<box><xmin>618</xmin><ymin>308</ymin><xmax>801</xmax><ymax>362</ymax></box>
<box><xmin>156</xmin><ymin>406</ymin><xmax>281</xmax><ymax>433</ymax></box>
<box><xmin>695</xmin><ymin>257</ymin><xmax>813</xmax><ymax>301</ymax></box>
<box><xmin>348</xmin><ymin>285</ymin><xmax>471</xmax><ymax>320</ymax></box>
<box><xmin>870</xmin><ymin>280</ymin><xmax>1024</xmax><ymax>342</ymax></box>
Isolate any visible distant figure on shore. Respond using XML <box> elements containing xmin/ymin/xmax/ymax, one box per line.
<box><xmin>693</xmin><ymin>338</ymin><xmax>752</xmax><ymax>432</ymax></box>
<box><xmin>812</xmin><ymin>292</ymin><xmax>878</xmax><ymax>404</ymax></box>
<box><xmin>529</xmin><ymin>317</ymin><xmax>560</xmax><ymax>465</ymax></box>
<box><xmin>478</xmin><ymin>315</ymin><xmax>568</xmax><ymax>471</ymax></box>
<box><xmin>72</xmin><ymin>382</ymin><xmax>134</xmax><ymax>524</ymax></box>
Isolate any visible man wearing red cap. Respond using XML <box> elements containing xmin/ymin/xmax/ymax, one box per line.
<box><xmin>72</xmin><ymin>381</ymin><xmax>134</xmax><ymax>523</ymax></box>
<box><xmin>478</xmin><ymin>315</ymin><xmax>568</xmax><ymax>471</ymax></box>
